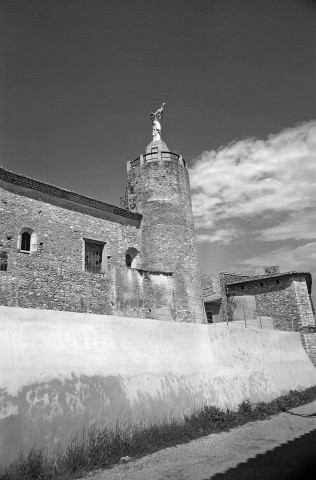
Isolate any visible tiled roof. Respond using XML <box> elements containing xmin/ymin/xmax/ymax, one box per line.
<box><xmin>203</xmin><ymin>293</ymin><xmax>222</xmax><ymax>302</ymax></box>
<box><xmin>226</xmin><ymin>271</ymin><xmax>312</xmax><ymax>286</ymax></box>
<box><xmin>0</xmin><ymin>166</ymin><xmax>142</xmax><ymax>221</ymax></box>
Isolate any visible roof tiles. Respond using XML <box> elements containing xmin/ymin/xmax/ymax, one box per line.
<box><xmin>0</xmin><ymin>166</ymin><xmax>142</xmax><ymax>222</ymax></box>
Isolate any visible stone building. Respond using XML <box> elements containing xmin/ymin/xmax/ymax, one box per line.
<box><xmin>0</xmin><ymin>113</ymin><xmax>314</xmax><ymax>334</ymax></box>
<box><xmin>0</xmin><ymin>136</ymin><xmax>205</xmax><ymax>323</ymax></box>
<box><xmin>203</xmin><ymin>266</ymin><xmax>315</xmax><ymax>334</ymax></box>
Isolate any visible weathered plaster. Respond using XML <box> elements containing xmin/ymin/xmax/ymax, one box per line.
<box><xmin>0</xmin><ymin>306</ymin><xmax>316</xmax><ymax>463</ymax></box>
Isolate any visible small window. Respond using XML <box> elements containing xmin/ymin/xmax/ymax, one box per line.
<box><xmin>126</xmin><ymin>253</ymin><xmax>132</xmax><ymax>267</ymax></box>
<box><xmin>84</xmin><ymin>240</ymin><xmax>105</xmax><ymax>273</ymax></box>
<box><xmin>21</xmin><ymin>232</ymin><xmax>31</xmax><ymax>251</ymax></box>
<box><xmin>0</xmin><ymin>252</ymin><xmax>7</xmax><ymax>271</ymax></box>
<box><xmin>125</xmin><ymin>247</ymin><xmax>140</xmax><ymax>268</ymax></box>
<box><xmin>150</xmin><ymin>147</ymin><xmax>158</xmax><ymax>160</ymax></box>
<box><xmin>241</xmin><ymin>286</ymin><xmax>244</xmax><ymax>290</ymax></box>
<box><xmin>276</xmin><ymin>280</ymin><xmax>280</xmax><ymax>285</ymax></box>
<box><xmin>204</xmin><ymin>302</ymin><xmax>213</xmax><ymax>323</ymax></box>
<box><xmin>19</xmin><ymin>228</ymin><xmax>37</xmax><ymax>253</ymax></box>
<box><xmin>260</xmin><ymin>282</ymin><xmax>264</xmax><ymax>287</ymax></box>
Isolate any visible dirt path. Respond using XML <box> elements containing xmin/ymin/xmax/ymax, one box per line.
<box><xmin>79</xmin><ymin>400</ymin><xmax>316</xmax><ymax>480</ymax></box>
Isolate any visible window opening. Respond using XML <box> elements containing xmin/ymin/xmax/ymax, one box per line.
<box><xmin>19</xmin><ymin>228</ymin><xmax>37</xmax><ymax>253</ymax></box>
<box><xmin>0</xmin><ymin>252</ymin><xmax>7</xmax><ymax>271</ymax></box>
<box><xmin>126</xmin><ymin>253</ymin><xmax>132</xmax><ymax>267</ymax></box>
<box><xmin>204</xmin><ymin>302</ymin><xmax>213</xmax><ymax>323</ymax></box>
<box><xmin>21</xmin><ymin>232</ymin><xmax>31</xmax><ymax>252</ymax></box>
<box><xmin>125</xmin><ymin>247</ymin><xmax>140</xmax><ymax>268</ymax></box>
<box><xmin>85</xmin><ymin>240</ymin><xmax>105</xmax><ymax>273</ymax></box>
<box><xmin>150</xmin><ymin>147</ymin><xmax>158</xmax><ymax>160</ymax></box>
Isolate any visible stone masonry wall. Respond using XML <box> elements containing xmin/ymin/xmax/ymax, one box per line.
<box><xmin>0</xmin><ymin>185</ymin><xmax>173</xmax><ymax>318</ymax></box>
<box><xmin>292</xmin><ymin>277</ymin><xmax>315</xmax><ymax>329</ymax></box>
<box><xmin>233</xmin><ymin>277</ymin><xmax>298</xmax><ymax>331</ymax></box>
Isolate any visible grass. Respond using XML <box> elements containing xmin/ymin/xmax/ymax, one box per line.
<box><xmin>1</xmin><ymin>386</ymin><xmax>316</xmax><ymax>480</ymax></box>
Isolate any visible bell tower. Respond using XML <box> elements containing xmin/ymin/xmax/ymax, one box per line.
<box><xmin>126</xmin><ymin>104</ymin><xmax>205</xmax><ymax>323</ymax></box>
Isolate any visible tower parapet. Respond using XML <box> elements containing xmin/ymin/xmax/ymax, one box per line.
<box><xmin>127</xmin><ymin>142</ymin><xmax>185</xmax><ymax>172</ymax></box>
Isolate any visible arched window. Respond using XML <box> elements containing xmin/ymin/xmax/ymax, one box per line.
<box><xmin>125</xmin><ymin>247</ymin><xmax>140</xmax><ymax>268</ymax></box>
<box><xmin>21</xmin><ymin>232</ymin><xmax>31</xmax><ymax>252</ymax></box>
<box><xmin>19</xmin><ymin>228</ymin><xmax>37</xmax><ymax>253</ymax></box>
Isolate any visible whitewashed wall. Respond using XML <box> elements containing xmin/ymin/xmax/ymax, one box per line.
<box><xmin>1</xmin><ymin>306</ymin><xmax>316</xmax><ymax>463</ymax></box>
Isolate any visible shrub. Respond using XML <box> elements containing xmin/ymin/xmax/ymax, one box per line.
<box><xmin>238</xmin><ymin>399</ymin><xmax>253</xmax><ymax>415</ymax></box>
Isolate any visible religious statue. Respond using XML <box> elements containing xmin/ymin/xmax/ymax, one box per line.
<box><xmin>150</xmin><ymin>103</ymin><xmax>166</xmax><ymax>141</ymax></box>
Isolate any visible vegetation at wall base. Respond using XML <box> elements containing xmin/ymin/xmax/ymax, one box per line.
<box><xmin>1</xmin><ymin>386</ymin><xmax>316</xmax><ymax>480</ymax></box>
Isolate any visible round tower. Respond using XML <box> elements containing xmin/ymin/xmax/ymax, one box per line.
<box><xmin>126</xmin><ymin>110</ymin><xmax>205</xmax><ymax>323</ymax></box>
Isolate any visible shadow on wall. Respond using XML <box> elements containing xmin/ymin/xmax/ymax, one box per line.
<box><xmin>0</xmin><ymin>374</ymin><xmax>139</xmax><ymax>463</ymax></box>
<box><xmin>1</xmin><ymin>307</ymin><xmax>316</xmax><ymax>464</ymax></box>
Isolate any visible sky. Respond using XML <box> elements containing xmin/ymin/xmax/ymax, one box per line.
<box><xmin>0</xmin><ymin>0</ymin><xmax>315</xmax><ymax>301</ymax></box>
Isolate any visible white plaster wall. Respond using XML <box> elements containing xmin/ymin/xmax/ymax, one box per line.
<box><xmin>231</xmin><ymin>295</ymin><xmax>257</xmax><ymax>321</ymax></box>
<box><xmin>1</xmin><ymin>306</ymin><xmax>316</xmax><ymax>463</ymax></box>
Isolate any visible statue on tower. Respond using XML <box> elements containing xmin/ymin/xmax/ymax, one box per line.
<box><xmin>150</xmin><ymin>103</ymin><xmax>166</xmax><ymax>141</ymax></box>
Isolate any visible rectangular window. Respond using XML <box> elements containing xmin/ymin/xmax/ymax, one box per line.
<box><xmin>150</xmin><ymin>147</ymin><xmax>158</xmax><ymax>160</ymax></box>
<box><xmin>0</xmin><ymin>252</ymin><xmax>7</xmax><ymax>271</ymax></box>
<box><xmin>84</xmin><ymin>240</ymin><xmax>105</xmax><ymax>273</ymax></box>
<box><xmin>204</xmin><ymin>302</ymin><xmax>213</xmax><ymax>323</ymax></box>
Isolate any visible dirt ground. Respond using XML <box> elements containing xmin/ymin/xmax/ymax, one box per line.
<box><xmin>79</xmin><ymin>400</ymin><xmax>316</xmax><ymax>480</ymax></box>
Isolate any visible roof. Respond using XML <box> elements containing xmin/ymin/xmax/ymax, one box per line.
<box><xmin>225</xmin><ymin>271</ymin><xmax>311</xmax><ymax>285</ymax></box>
<box><xmin>203</xmin><ymin>293</ymin><xmax>222</xmax><ymax>303</ymax></box>
<box><xmin>0</xmin><ymin>166</ymin><xmax>142</xmax><ymax>222</ymax></box>
<box><xmin>225</xmin><ymin>271</ymin><xmax>312</xmax><ymax>294</ymax></box>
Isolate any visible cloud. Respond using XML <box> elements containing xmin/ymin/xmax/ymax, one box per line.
<box><xmin>189</xmin><ymin>120</ymin><xmax>316</xmax><ymax>243</ymax></box>
<box><xmin>197</xmin><ymin>228</ymin><xmax>240</xmax><ymax>245</ymax></box>
<box><xmin>259</xmin><ymin>209</ymin><xmax>316</xmax><ymax>242</ymax></box>
<box><xmin>234</xmin><ymin>242</ymin><xmax>316</xmax><ymax>276</ymax></box>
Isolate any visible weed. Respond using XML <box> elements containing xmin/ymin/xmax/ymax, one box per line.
<box><xmin>238</xmin><ymin>399</ymin><xmax>253</xmax><ymax>415</ymax></box>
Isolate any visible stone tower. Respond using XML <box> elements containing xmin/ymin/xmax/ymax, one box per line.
<box><xmin>126</xmin><ymin>108</ymin><xmax>205</xmax><ymax>323</ymax></box>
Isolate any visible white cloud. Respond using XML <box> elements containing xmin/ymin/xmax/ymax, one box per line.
<box><xmin>197</xmin><ymin>228</ymin><xmax>238</xmax><ymax>245</ymax></box>
<box><xmin>189</xmin><ymin>120</ymin><xmax>316</xmax><ymax>243</ymax></box>
<box><xmin>259</xmin><ymin>210</ymin><xmax>316</xmax><ymax>242</ymax></box>
<box><xmin>235</xmin><ymin>242</ymin><xmax>316</xmax><ymax>276</ymax></box>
